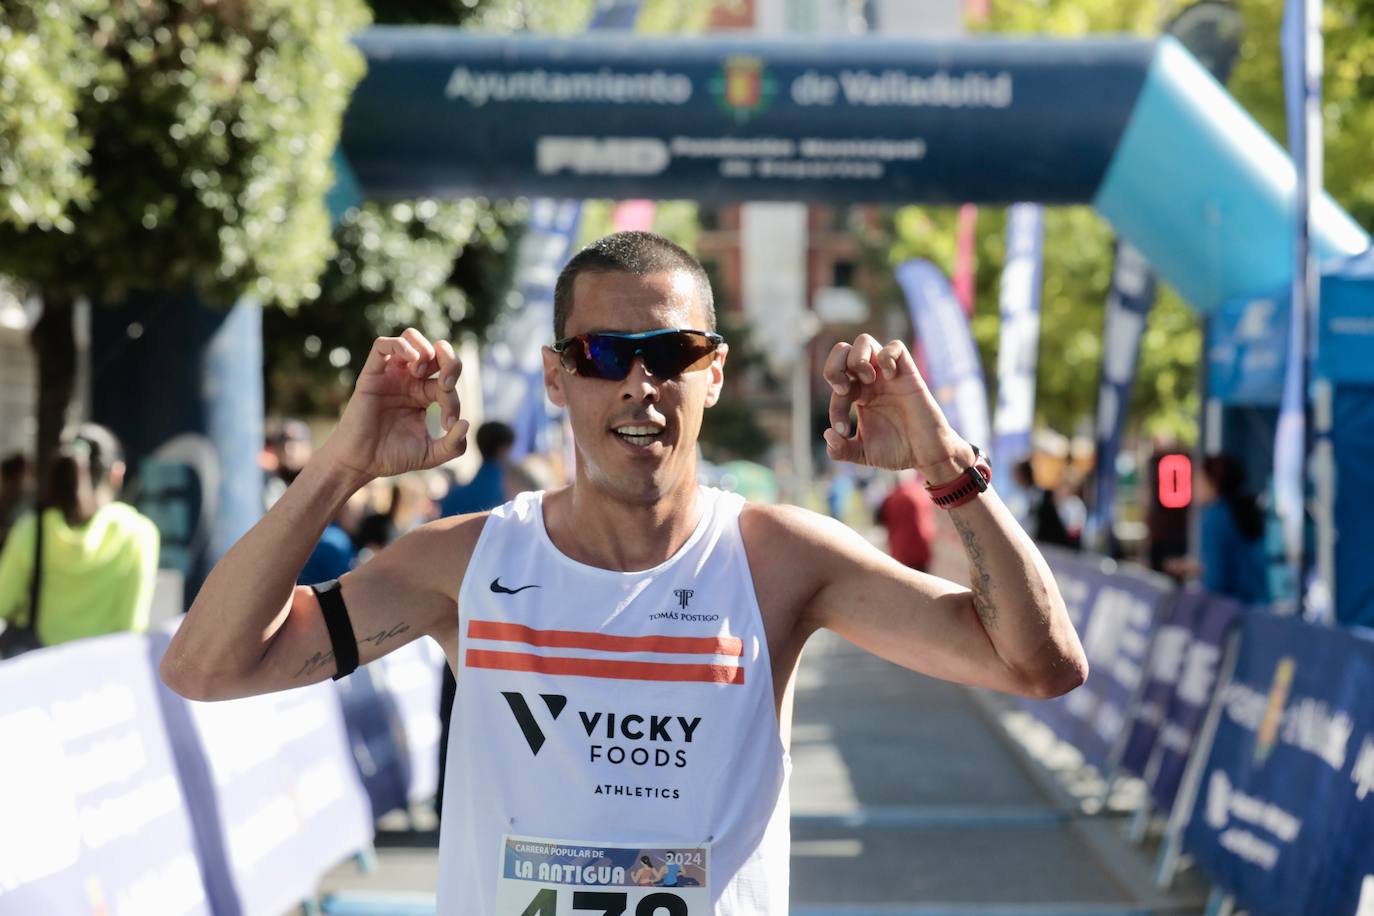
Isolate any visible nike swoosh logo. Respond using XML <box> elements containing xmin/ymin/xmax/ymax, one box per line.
<box><xmin>490</xmin><ymin>577</ymin><xmax>541</xmax><ymax>595</ymax></box>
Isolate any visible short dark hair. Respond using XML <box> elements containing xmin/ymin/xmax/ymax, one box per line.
<box><xmin>552</xmin><ymin>231</ymin><xmax>715</xmax><ymax>339</ymax></box>
<box><xmin>475</xmin><ymin>421</ymin><xmax>516</xmax><ymax>462</ymax></box>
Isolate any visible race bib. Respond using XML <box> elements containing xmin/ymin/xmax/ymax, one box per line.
<box><xmin>496</xmin><ymin>835</ymin><xmax>710</xmax><ymax>915</ymax></box>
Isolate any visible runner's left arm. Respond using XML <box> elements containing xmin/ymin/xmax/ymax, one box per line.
<box><xmin>800</xmin><ymin>334</ymin><xmax>1088</xmax><ymax>699</ymax></box>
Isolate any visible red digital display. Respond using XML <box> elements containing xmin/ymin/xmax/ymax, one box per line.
<box><xmin>1158</xmin><ymin>454</ymin><xmax>1192</xmax><ymax>509</ymax></box>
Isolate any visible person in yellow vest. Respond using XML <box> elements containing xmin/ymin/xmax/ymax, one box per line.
<box><xmin>0</xmin><ymin>423</ymin><xmax>159</xmax><ymax>649</ymax></box>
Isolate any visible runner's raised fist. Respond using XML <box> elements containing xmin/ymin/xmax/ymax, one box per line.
<box><xmin>820</xmin><ymin>334</ymin><xmax>969</xmax><ymax>476</ymax></box>
<box><xmin>317</xmin><ymin>329</ymin><xmax>470</xmax><ymax>482</ymax></box>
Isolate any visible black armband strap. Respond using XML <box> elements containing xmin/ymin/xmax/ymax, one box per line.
<box><xmin>311</xmin><ymin>579</ymin><xmax>359</xmax><ymax>680</ymax></box>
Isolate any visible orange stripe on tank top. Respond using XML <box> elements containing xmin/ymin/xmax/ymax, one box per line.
<box><xmin>467</xmin><ymin>620</ymin><xmax>744</xmax><ymax>658</ymax></box>
<box><xmin>464</xmin><ymin>649</ymin><xmax>745</xmax><ymax>685</ymax></box>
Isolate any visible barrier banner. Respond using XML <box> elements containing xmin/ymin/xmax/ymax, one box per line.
<box><xmin>1020</xmin><ymin>548</ymin><xmax>1171</xmax><ymax>770</ymax></box>
<box><xmin>151</xmin><ymin>631</ymin><xmax>373</xmax><ymax>916</ymax></box>
<box><xmin>1118</xmin><ymin>589</ymin><xmax>1241</xmax><ymax>810</ymax></box>
<box><xmin>1119</xmin><ymin>589</ymin><xmax>1207</xmax><ymax>778</ymax></box>
<box><xmin>0</xmin><ymin>635</ymin><xmax>210</xmax><ymax>916</ymax></box>
<box><xmin>1183</xmin><ymin>613</ymin><xmax>1374</xmax><ymax>915</ymax></box>
<box><xmin>370</xmin><ymin>637</ymin><xmax>447</xmax><ymax>805</ymax></box>
<box><xmin>1144</xmin><ymin>591</ymin><xmax>1242</xmax><ymax>810</ymax></box>
<box><xmin>333</xmin><ymin>665</ymin><xmax>414</xmax><ymax>820</ymax></box>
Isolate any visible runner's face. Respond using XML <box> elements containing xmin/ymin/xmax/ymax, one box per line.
<box><xmin>544</xmin><ymin>269</ymin><xmax>726</xmax><ymax>503</ymax></box>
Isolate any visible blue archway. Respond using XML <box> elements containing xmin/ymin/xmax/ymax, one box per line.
<box><xmin>339</xmin><ymin>31</ymin><xmax>1367</xmax><ymax>315</ymax></box>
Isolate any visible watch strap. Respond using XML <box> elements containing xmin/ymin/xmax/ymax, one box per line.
<box><xmin>924</xmin><ymin>445</ymin><xmax>993</xmax><ymax>510</ymax></box>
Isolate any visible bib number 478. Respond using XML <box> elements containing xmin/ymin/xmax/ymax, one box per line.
<box><xmin>520</xmin><ymin>888</ymin><xmax>689</xmax><ymax>916</ymax></box>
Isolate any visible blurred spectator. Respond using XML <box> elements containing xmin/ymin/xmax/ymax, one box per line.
<box><xmin>878</xmin><ymin>471</ymin><xmax>936</xmax><ymax>572</ymax></box>
<box><xmin>0</xmin><ymin>424</ymin><xmax>159</xmax><ymax>648</ymax></box>
<box><xmin>439</xmin><ymin>421</ymin><xmax>515</xmax><ymax>518</ymax></box>
<box><xmin>1013</xmin><ymin>460</ymin><xmax>1073</xmax><ymax>548</ymax></box>
<box><xmin>826</xmin><ymin>465</ymin><xmax>855</xmax><ymax>520</ymax></box>
<box><xmin>1145</xmin><ymin>438</ymin><xmax>1189</xmax><ymax>573</ymax></box>
<box><xmin>1169</xmin><ymin>454</ymin><xmax>1271</xmax><ymax>605</ymax></box>
<box><xmin>354</xmin><ymin>474</ymin><xmax>435</xmax><ymax>562</ymax></box>
<box><xmin>1056</xmin><ymin>472</ymin><xmax>1087</xmax><ymax>550</ymax></box>
<box><xmin>0</xmin><ymin>452</ymin><xmax>32</xmax><ymax>550</ymax></box>
<box><xmin>261</xmin><ymin>418</ymin><xmax>313</xmax><ymax>510</ymax></box>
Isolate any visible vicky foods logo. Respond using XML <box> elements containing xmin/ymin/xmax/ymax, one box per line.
<box><xmin>500</xmin><ymin>691</ymin><xmax>700</xmax><ymax>769</ymax></box>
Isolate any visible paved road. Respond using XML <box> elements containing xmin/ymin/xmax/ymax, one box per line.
<box><xmin>318</xmin><ymin>630</ymin><xmax>1207</xmax><ymax>914</ymax></box>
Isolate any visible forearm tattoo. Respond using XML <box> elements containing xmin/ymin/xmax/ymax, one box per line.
<box><xmin>293</xmin><ymin>622</ymin><xmax>411</xmax><ymax>678</ymax></box>
<box><xmin>951</xmin><ymin>514</ymin><xmax>997</xmax><ymax>629</ymax></box>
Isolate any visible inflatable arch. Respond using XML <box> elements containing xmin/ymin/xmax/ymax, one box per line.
<box><xmin>339</xmin><ymin>31</ymin><xmax>1367</xmax><ymax>315</ymax></box>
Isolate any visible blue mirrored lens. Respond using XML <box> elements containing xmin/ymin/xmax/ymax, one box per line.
<box><xmin>585</xmin><ymin>335</ymin><xmax>633</xmax><ymax>379</ymax></box>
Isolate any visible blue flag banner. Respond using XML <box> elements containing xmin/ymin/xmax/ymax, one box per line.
<box><xmin>1207</xmin><ymin>292</ymin><xmax>1288</xmax><ymax>406</ymax></box>
<box><xmin>151</xmin><ymin>630</ymin><xmax>374</xmax><ymax>916</ymax></box>
<box><xmin>0</xmin><ymin>635</ymin><xmax>210</xmax><ymax>916</ymax></box>
<box><xmin>895</xmin><ymin>258</ymin><xmax>991</xmax><ymax>450</ymax></box>
<box><xmin>1183</xmin><ymin>613</ymin><xmax>1374</xmax><ymax>915</ymax></box>
<box><xmin>481</xmin><ymin>198</ymin><xmax>583</xmax><ymax>460</ymax></box>
<box><xmin>479</xmin><ymin>1</ymin><xmax>643</xmax><ymax>460</ymax></box>
<box><xmin>1120</xmin><ymin>589</ymin><xmax>1241</xmax><ymax>811</ymax></box>
<box><xmin>1019</xmin><ymin>548</ymin><xmax>1172</xmax><ymax>770</ymax></box>
<box><xmin>1274</xmin><ymin>0</ymin><xmax>1321</xmax><ymax>587</ymax></box>
<box><xmin>1088</xmin><ymin>241</ymin><xmax>1157</xmax><ymax>549</ymax></box>
<box><xmin>992</xmin><ymin>203</ymin><xmax>1044</xmax><ymax>482</ymax></box>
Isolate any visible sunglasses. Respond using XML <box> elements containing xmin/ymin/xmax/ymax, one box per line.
<box><xmin>552</xmin><ymin>329</ymin><xmax>724</xmax><ymax>381</ymax></box>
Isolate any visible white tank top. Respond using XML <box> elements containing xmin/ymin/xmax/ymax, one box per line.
<box><xmin>436</xmin><ymin>486</ymin><xmax>790</xmax><ymax>915</ymax></box>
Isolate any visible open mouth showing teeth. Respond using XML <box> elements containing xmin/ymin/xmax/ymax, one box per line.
<box><xmin>614</xmin><ymin>425</ymin><xmax>664</xmax><ymax>446</ymax></box>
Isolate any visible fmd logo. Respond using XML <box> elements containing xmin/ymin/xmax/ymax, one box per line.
<box><xmin>712</xmin><ymin>56</ymin><xmax>776</xmax><ymax>122</ymax></box>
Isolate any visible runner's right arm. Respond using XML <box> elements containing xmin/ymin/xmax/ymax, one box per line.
<box><xmin>160</xmin><ymin>330</ymin><xmax>472</xmax><ymax>701</ymax></box>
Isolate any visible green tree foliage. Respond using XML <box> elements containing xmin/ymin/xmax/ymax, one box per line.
<box><xmin>1224</xmin><ymin>0</ymin><xmax>1374</xmax><ymax>229</ymax></box>
<box><xmin>0</xmin><ymin>0</ymin><xmax>369</xmax><ymax>474</ymax></box>
<box><xmin>264</xmin><ymin>198</ymin><xmax>525</xmax><ymax>415</ymax></box>
<box><xmin>0</xmin><ymin>0</ymin><xmax>369</xmax><ymax>307</ymax></box>
<box><xmin>0</xmin><ymin>2</ymin><xmax>102</xmax><ymax>231</ymax></box>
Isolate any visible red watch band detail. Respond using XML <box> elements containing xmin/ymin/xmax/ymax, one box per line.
<box><xmin>924</xmin><ymin>447</ymin><xmax>993</xmax><ymax>510</ymax></box>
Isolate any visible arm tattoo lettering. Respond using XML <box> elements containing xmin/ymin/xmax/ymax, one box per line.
<box><xmin>295</xmin><ymin>650</ymin><xmax>335</xmax><ymax>678</ymax></box>
<box><xmin>951</xmin><ymin>514</ymin><xmax>998</xmax><ymax>630</ymax></box>
<box><xmin>294</xmin><ymin>623</ymin><xmax>411</xmax><ymax>679</ymax></box>
<box><xmin>359</xmin><ymin>622</ymin><xmax>411</xmax><ymax>648</ymax></box>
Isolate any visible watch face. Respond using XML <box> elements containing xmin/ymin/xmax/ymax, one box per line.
<box><xmin>970</xmin><ymin>464</ymin><xmax>991</xmax><ymax>490</ymax></box>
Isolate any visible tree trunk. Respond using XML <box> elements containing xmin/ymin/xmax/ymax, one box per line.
<box><xmin>30</xmin><ymin>294</ymin><xmax>77</xmax><ymax>500</ymax></box>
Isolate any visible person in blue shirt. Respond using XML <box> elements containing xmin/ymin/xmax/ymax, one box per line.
<box><xmin>297</xmin><ymin>517</ymin><xmax>355</xmax><ymax>585</ymax></box>
<box><xmin>438</xmin><ymin>422</ymin><xmax>515</xmax><ymax>518</ymax></box>
<box><xmin>1193</xmin><ymin>454</ymin><xmax>1271</xmax><ymax>606</ymax></box>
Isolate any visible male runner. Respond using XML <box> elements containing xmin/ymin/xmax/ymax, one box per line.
<box><xmin>162</xmin><ymin>231</ymin><xmax>1087</xmax><ymax>914</ymax></box>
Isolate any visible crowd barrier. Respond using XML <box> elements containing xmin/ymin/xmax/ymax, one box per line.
<box><xmin>332</xmin><ymin>638</ymin><xmax>446</xmax><ymax>822</ymax></box>
<box><xmin>1021</xmin><ymin>549</ymin><xmax>1374</xmax><ymax>916</ymax></box>
<box><xmin>0</xmin><ymin>626</ymin><xmax>448</xmax><ymax>914</ymax></box>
